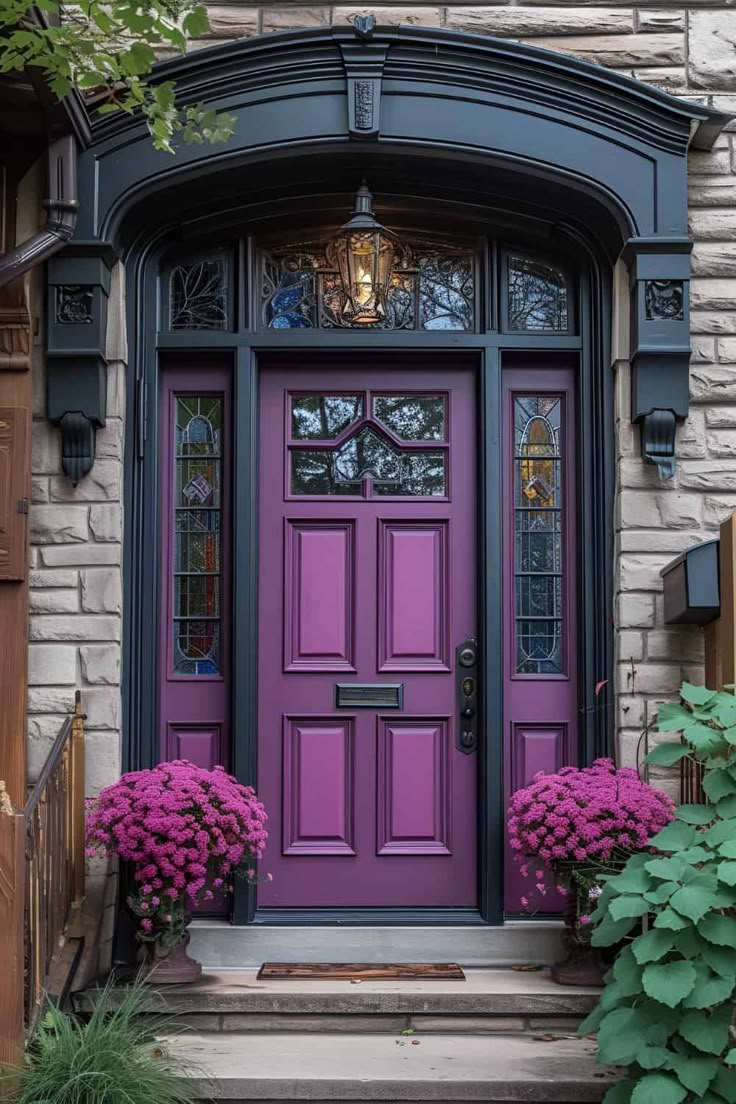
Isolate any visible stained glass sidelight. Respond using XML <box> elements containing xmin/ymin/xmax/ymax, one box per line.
<box><xmin>507</xmin><ymin>256</ymin><xmax>569</xmax><ymax>332</ymax></box>
<box><xmin>173</xmin><ymin>396</ymin><xmax>223</xmax><ymax>675</ymax></box>
<box><xmin>261</xmin><ymin>240</ymin><xmax>475</xmax><ymax>331</ymax></box>
<box><xmin>513</xmin><ymin>395</ymin><xmax>564</xmax><ymax>674</ymax></box>
<box><xmin>289</xmin><ymin>391</ymin><xmax>448</xmax><ymax>497</ymax></box>
<box><xmin>169</xmin><ymin>258</ymin><xmax>228</xmax><ymax>330</ymax></box>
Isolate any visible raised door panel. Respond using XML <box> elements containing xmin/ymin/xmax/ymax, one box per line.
<box><xmin>0</xmin><ymin>408</ymin><xmax>28</xmax><ymax>581</ymax></box>
<box><xmin>167</xmin><ymin>723</ymin><xmax>221</xmax><ymax>768</ymax></box>
<box><xmin>284</xmin><ymin>520</ymin><xmax>355</xmax><ymax>670</ymax></box>
<box><xmin>378</xmin><ymin>521</ymin><xmax>449</xmax><ymax>671</ymax></box>
<box><xmin>283</xmin><ymin>717</ymin><xmax>355</xmax><ymax>855</ymax></box>
<box><xmin>512</xmin><ymin>723</ymin><xmax>566</xmax><ymax>792</ymax></box>
<box><xmin>377</xmin><ymin>718</ymin><xmax>451</xmax><ymax>855</ymax></box>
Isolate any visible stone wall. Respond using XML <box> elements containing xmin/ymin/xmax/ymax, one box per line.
<box><xmin>27</xmin><ymin>3</ymin><xmax>736</xmax><ymax>799</ymax></box>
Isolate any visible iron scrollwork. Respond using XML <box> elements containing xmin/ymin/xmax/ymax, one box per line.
<box><xmin>56</xmin><ymin>285</ymin><xmax>93</xmax><ymax>325</ymax></box>
<box><xmin>644</xmin><ymin>279</ymin><xmax>684</xmax><ymax>321</ymax></box>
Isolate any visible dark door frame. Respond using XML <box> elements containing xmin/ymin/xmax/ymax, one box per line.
<box><xmin>123</xmin><ymin>219</ymin><xmax>612</xmax><ymax>927</ymax></box>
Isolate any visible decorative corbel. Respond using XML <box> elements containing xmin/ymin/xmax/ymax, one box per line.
<box><xmin>47</xmin><ymin>246</ymin><xmax>114</xmax><ymax>484</ymax></box>
<box><xmin>337</xmin><ymin>16</ymin><xmax>389</xmax><ymax>140</ymax></box>
<box><xmin>621</xmin><ymin>239</ymin><xmax>691</xmax><ymax>480</ymax></box>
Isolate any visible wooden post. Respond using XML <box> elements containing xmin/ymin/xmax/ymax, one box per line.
<box><xmin>0</xmin><ymin>782</ymin><xmax>25</xmax><ymax>1070</ymax></box>
<box><xmin>71</xmin><ymin>692</ymin><xmax>85</xmax><ymax>906</ymax></box>
<box><xmin>718</xmin><ymin>513</ymin><xmax>736</xmax><ymax>692</ymax></box>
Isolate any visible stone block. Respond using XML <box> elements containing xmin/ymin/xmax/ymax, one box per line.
<box><xmin>632</xmin><ymin>67</ymin><xmax>686</xmax><ymax>91</ymax></box>
<box><xmin>29</xmin><ymin>588</ymin><xmax>79</xmax><ymax>614</ymax></box>
<box><xmin>95</xmin><ymin>419</ymin><xmax>124</xmax><ymax>461</ymax></box>
<box><xmin>637</xmin><ymin>9</ymin><xmax>685</xmax><ymax>32</ymax></box>
<box><xmin>618</xmin><ymin>631</ymin><xmax>645</xmax><ymax>662</ymax></box>
<box><xmin>689</xmin><ymin>149</ymin><xmax>733</xmax><ymax>176</ymax></box>
<box><xmin>521</xmin><ymin>32</ymin><xmax>683</xmax><ymax>68</ymax></box>
<box><xmin>445</xmin><ymin>7</ymin><xmax>632</xmax><ymax>35</ymax></box>
<box><xmin>41</xmin><ymin>544</ymin><xmax>121</xmax><ymax>567</ymax></box>
<box><xmin>617</xmin><ymin>694</ymin><xmax>646</xmax><ymax>729</ymax></box>
<box><xmin>28</xmin><ymin>644</ymin><xmax>77</xmax><ymax>685</ymax></box>
<box><xmin>30</xmin><ymin>505</ymin><xmax>88</xmax><ymax>545</ymax></box>
<box><xmin>106</xmin><ymin>362</ymin><xmax>126</xmax><ymax>418</ymax></box>
<box><xmin>410</xmin><ymin>1015</ymin><xmax>528</xmax><ymax>1032</ymax></box>
<box><xmin>688</xmin><ymin>181</ymin><xmax>736</xmax><ymax>211</ymax></box>
<box><xmin>617</xmin><ymin>593</ymin><xmax>656</xmax><ymax>628</ymax></box>
<box><xmin>334</xmin><ymin>6</ymin><xmax>441</xmax><ymax>26</ymax></box>
<box><xmin>691</xmin><ymin>279</ymin><xmax>736</xmax><ymax>309</ymax></box>
<box><xmin>28</xmin><ymin>715</ymin><xmax>69</xmax><ymax>782</ymax></box>
<box><xmin>80</xmin><ymin>644</ymin><xmax>121</xmax><ymax>685</ymax></box>
<box><xmin>81</xmin><ymin>569</ymin><xmax>122</xmax><ymax>614</ymax></box>
<box><xmin>30</xmin><ymin>616</ymin><xmax>121</xmax><ymax>643</ymax></box>
<box><xmin>676</xmin><ymin>408</ymin><xmax>707</xmax><ymax>458</ymax></box>
<box><xmin>49</xmin><ymin>461</ymin><xmax>121</xmax><ymax>503</ymax></box>
<box><xmin>691</xmin><ymin>367</ymin><xmax>736</xmax><ymax>401</ymax></box>
<box><xmin>716</xmin><ymin>337</ymin><xmax>736</xmax><ymax>362</ymax></box>
<box><xmin>32</xmin><ymin>423</ymin><xmax>61</xmax><ymax>474</ymax></box>
<box><xmin>630</xmin><ymin>663</ymin><xmax>687</xmax><ymax>694</ymax></box>
<box><xmin>619</xmin><ymin>492</ymin><xmax>702</xmax><ymax>529</ymax></box>
<box><xmin>679</xmin><ymin>460</ymin><xmax>736</xmax><ymax>492</ymax></box>
<box><xmin>85</xmin><ymin>731</ymin><xmax>122</xmax><ymax>797</ymax></box>
<box><xmin>704</xmin><ymin>494</ymin><xmax>736</xmax><ymax>529</ymax></box>
<box><xmin>31</xmin><ymin>477</ymin><xmax>49</xmax><ymax>503</ymax></box>
<box><xmin>262</xmin><ymin>8</ymin><xmax>330</xmax><ymax>32</ymax></box>
<box><xmin>201</xmin><ymin>5</ymin><xmax>260</xmax><ymax>36</ymax></box>
<box><xmin>647</xmin><ymin>629</ymin><xmax>705</xmax><ymax>664</ymax></box>
<box><xmin>618</xmin><ymin>529</ymin><xmax>706</xmax><ymax>553</ymax></box>
<box><xmin>711</xmin><ymin>95</ymin><xmax>736</xmax><ymax>130</ymax></box>
<box><xmin>707</xmin><ymin>429</ymin><xmax>736</xmax><ymax>457</ymax></box>
<box><xmin>89</xmin><ymin>505</ymin><xmax>122</xmax><ymax>543</ymax></box>
<box><xmin>689</xmin><ymin>11</ymin><xmax>736</xmax><ymax>89</ymax></box>
<box><xmin>690</xmin><ymin>336</ymin><xmax>717</xmax><ymax>362</ymax></box>
<box><xmin>706</xmin><ymin>405</ymin><xmax>736</xmax><ymax>427</ymax></box>
<box><xmin>690</xmin><ymin>311</ymin><xmax>736</xmax><ymax>335</ymax></box>
<box><xmin>619</xmin><ymin>554</ymin><xmax>671</xmax><ymax>592</ymax></box>
<box><xmin>83</xmin><ymin>687</ymin><xmax>121</xmax><ymax>730</ymax></box>
<box><xmin>27</xmin><ymin>686</ymin><xmax>76</xmax><ymax>714</ymax></box>
<box><xmin>28</xmin><ymin>568</ymin><xmax>79</xmax><ymax>589</ymax></box>
<box><xmin>690</xmin><ymin>210</ymin><xmax>736</xmax><ymax>241</ymax></box>
<box><xmin>617</xmin><ymin>729</ymin><xmax>645</xmax><ymax>770</ymax></box>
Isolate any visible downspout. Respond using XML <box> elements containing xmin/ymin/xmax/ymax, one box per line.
<box><xmin>0</xmin><ymin>134</ymin><xmax>78</xmax><ymax>289</ymax></box>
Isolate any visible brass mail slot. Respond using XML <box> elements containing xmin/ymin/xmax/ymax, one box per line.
<box><xmin>335</xmin><ymin>683</ymin><xmax>404</xmax><ymax>709</ymax></box>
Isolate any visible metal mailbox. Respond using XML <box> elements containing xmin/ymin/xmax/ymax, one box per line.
<box><xmin>661</xmin><ymin>538</ymin><xmax>720</xmax><ymax>625</ymax></box>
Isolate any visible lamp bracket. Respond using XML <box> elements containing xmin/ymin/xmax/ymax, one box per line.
<box><xmin>641</xmin><ymin>408</ymin><xmax>677</xmax><ymax>480</ymax></box>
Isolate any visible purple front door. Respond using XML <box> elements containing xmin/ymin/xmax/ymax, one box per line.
<box><xmin>257</xmin><ymin>360</ymin><xmax>477</xmax><ymax>908</ymax></box>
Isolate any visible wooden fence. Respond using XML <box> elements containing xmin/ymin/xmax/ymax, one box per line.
<box><xmin>0</xmin><ymin>692</ymin><xmax>85</xmax><ymax>1067</ymax></box>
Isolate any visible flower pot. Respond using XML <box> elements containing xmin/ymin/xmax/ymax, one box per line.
<box><xmin>550</xmin><ymin>895</ymin><xmax>604</xmax><ymax>987</ymax></box>
<box><xmin>145</xmin><ymin>929</ymin><xmax>202</xmax><ymax>985</ymax></box>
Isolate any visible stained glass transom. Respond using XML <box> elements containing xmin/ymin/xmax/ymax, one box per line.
<box><xmin>169</xmin><ymin>258</ymin><xmax>228</xmax><ymax>330</ymax></box>
<box><xmin>261</xmin><ymin>240</ymin><xmax>474</xmax><ymax>331</ymax></box>
<box><xmin>508</xmin><ymin>256</ymin><xmax>569</xmax><ymax>332</ymax></box>
<box><xmin>513</xmin><ymin>395</ymin><xmax>564</xmax><ymax>674</ymax></box>
<box><xmin>288</xmin><ymin>391</ymin><xmax>448</xmax><ymax>498</ymax></box>
<box><xmin>173</xmin><ymin>395</ymin><xmax>223</xmax><ymax>675</ymax></box>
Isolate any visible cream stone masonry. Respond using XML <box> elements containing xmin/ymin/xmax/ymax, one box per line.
<box><xmin>29</xmin><ymin>3</ymin><xmax>736</xmax><ymax>797</ymax></box>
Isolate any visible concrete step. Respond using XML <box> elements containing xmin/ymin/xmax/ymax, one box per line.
<box><xmin>88</xmin><ymin>968</ymin><xmax>599</xmax><ymax>1035</ymax></box>
<box><xmin>188</xmin><ymin>921</ymin><xmax>564</xmax><ymax>970</ymax></box>
<box><xmin>162</xmin><ymin>1030</ymin><xmax>616</xmax><ymax>1102</ymax></box>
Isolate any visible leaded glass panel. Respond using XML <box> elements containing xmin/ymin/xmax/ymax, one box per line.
<box><xmin>507</xmin><ymin>256</ymin><xmax>569</xmax><ymax>332</ymax></box>
<box><xmin>169</xmin><ymin>258</ymin><xmax>228</xmax><ymax>330</ymax></box>
<box><xmin>261</xmin><ymin>239</ymin><xmax>474</xmax><ymax>331</ymax></box>
<box><xmin>513</xmin><ymin>395</ymin><xmax>564</xmax><ymax>674</ymax></box>
<box><xmin>173</xmin><ymin>395</ymin><xmax>223</xmax><ymax>675</ymax></box>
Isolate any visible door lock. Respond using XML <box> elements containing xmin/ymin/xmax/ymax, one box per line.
<box><xmin>456</xmin><ymin>639</ymin><xmax>478</xmax><ymax>755</ymax></box>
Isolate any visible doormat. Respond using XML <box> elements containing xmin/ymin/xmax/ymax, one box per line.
<box><xmin>257</xmin><ymin>962</ymin><xmax>466</xmax><ymax>980</ymax></box>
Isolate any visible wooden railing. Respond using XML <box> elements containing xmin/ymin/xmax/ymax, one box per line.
<box><xmin>0</xmin><ymin>692</ymin><xmax>85</xmax><ymax>1066</ymax></box>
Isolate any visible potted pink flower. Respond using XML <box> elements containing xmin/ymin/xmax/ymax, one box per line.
<box><xmin>86</xmin><ymin>760</ymin><xmax>269</xmax><ymax>983</ymax></box>
<box><xmin>507</xmin><ymin>758</ymin><xmax>673</xmax><ymax>985</ymax></box>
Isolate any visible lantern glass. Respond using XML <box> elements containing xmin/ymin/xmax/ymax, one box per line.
<box><xmin>329</xmin><ymin>183</ymin><xmax>399</xmax><ymax>325</ymax></box>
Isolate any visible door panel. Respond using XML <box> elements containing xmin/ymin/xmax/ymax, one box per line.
<box><xmin>258</xmin><ymin>362</ymin><xmax>477</xmax><ymax>909</ymax></box>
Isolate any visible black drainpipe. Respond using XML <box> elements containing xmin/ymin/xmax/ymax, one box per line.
<box><xmin>0</xmin><ymin>134</ymin><xmax>78</xmax><ymax>289</ymax></box>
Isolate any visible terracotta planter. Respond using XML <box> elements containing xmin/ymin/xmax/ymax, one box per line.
<box><xmin>550</xmin><ymin>893</ymin><xmax>604</xmax><ymax>987</ymax></box>
<box><xmin>145</xmin><ymin>928</ymin><xmax>202</xmax><ymax>985</ymax></box>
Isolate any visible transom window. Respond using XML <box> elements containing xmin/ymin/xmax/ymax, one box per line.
<box><xmin>287</xmin><ymin>392</ymin><xmax>448</xmax><ymax>498</ymax></box>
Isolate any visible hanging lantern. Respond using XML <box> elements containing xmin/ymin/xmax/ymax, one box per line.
<box><xmin>327</xmin><ymin>181</ymin><xmax>398</xmax><ymax>325</ymax></box>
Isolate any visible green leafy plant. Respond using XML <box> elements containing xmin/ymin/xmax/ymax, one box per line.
<box><xmin>0</xmin><ymin>0</ymin><xmax>235</xmax><ymax>153</ymax></box>
<box><xmin>1</xmin><ymin>974</ymin><xmax>198</xmax><ymax>1104</ymax></box>
<box><xmin>579</xmin><ymin>682</ymin><xmax>736</xmax><ymax>1104</ymax></box>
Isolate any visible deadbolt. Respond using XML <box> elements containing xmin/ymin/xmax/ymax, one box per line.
<box><xmin>459</xmin><ymin>646</ymin><xmax>476</xmax><ymax>668</ymax></box>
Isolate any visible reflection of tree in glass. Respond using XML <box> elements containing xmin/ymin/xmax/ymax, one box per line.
<box><xmin>418</xmin><ymin>252</ymin><xmax>474</xmax><ymax>331</ymax></box>
<box><xmin>373</xmin><ymin>395</ymin><xmax>445</xmax><ymax>441</ymax></box>
<box><xmin>508</xmin><ymin>257</ymin><xmax>568</xmax><ymax>331</ymax></box>
<box><xmin>291</xmin><ymin>396</ymin><xmax>363</xmax><ymax>439</ymax></box>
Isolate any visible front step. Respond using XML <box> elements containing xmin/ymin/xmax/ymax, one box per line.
<box><xmin>89</xmin><ymin>968</ymin><xmax>599</xmax><ymax>1036</ymax></box>
<box><xmin>188</xmin><ymin>921</ymin><xmax>564</xmax><ymax>969</ymax></box>
<box><xmin>162</xmin><ymin>1030</ymin><xmax>616</xmax><ymax>1102</ymax></box>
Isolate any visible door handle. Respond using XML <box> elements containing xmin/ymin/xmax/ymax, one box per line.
<box><xmin>456</xmin><ymin>639</ymin><xmax>478</xmax><ymax>755</ymax></box>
